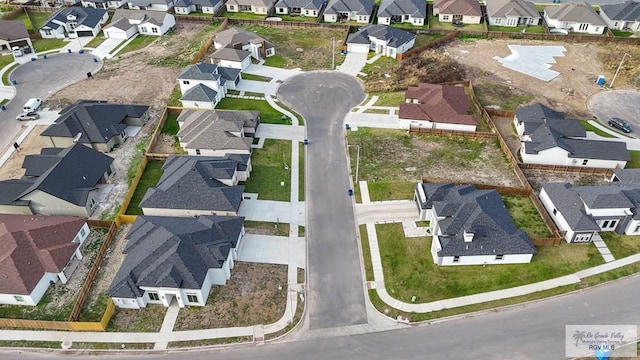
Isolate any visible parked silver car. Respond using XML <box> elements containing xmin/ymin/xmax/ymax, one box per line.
<box><xmin>16</xmin><ymin>112</ymin><xmax>40</xmax><ymax>121</ymax></box>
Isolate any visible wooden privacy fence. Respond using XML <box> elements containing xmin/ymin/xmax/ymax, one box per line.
<box><xmin>414</xmin><ymin>28</ymin><xmax>640</xmax><ymax>44</ymax></box>
<box><xmin>519</xmin><ymin>163</ymin><xmax>614</xmax><ymax>176</ymax></box>
<box><xmin>422</xmin><ymin>177</ymin><xmax>530</xmax><ymax>195</ymax></box>
<box><xmin>485</xmin><ymin>108</ymin><xmax>516</xmax><ymax>118</ymax></box>
<box><xmin>409</xmin><ymin>126</ymin><xmax>497</xmax><ymax>139</ymax></box>
<box><xmin>0</xmin><ymin>299</ymin><xmax>116</xmax><ymax>331</ymax></box>
<box><xmin>118</xmin><ymin>155</ymin><xmax>148</xmax><ymax>219</ymax></box>
<box><xmin>190</xmin><ymin>17</ymin><xmax>228</xmax><ymax>64</ymax></box>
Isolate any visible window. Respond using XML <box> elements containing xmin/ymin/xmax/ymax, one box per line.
<box><xmin>495</xmin><ymin>18</ymin><xmax>502</xmax><ymax>24</ymax></box>
<box><xmin>148</xmin><ymin>292</ymin><xmax>160</xmax><ymax>301</ymax></box>
<box><xmin>553</xmin><ymin>208</ymin><xmax>557</xmax><ymax>215</ymax></box>
<box><xmin>89</xmin><ymin>198</ymin><xmax>96</xmax><ymax>209</ymax></box>
<box><xmin>195</xmin><ymin>149</ymin><xmax>201</xmax><ymax>155</ymax></box>
<box><xmin>140</xmin><ymin>26</ymin><xmax>147</xmax><ymax>33</ymax></box>
<box><xmin>495</xmin><ymin>255</ymin><xmax>504</xmax><ymax>260</ymax></box>
<box><xmin>582</xmin><ymin>159</ymin><xmax>588</xmax><ymax>165</ymax></box>
<box><xmin>152</xmin><ymin>27</ymin><xmax>158</xmax><ymax>33</ymax></box>
<box><xmin>187</xmin><ymin>294</ymin><xmax>199</xmax><ymax>303</ymax></box>
<box><xmin>602</xmin><ymin>220</ymin><xmax>609</xmax><ymax>228</ymax></box>
<box><xmin>183</xmin><ymin>80</ymin><xmax>190</xmax><ymax>85</ymax></box>
<box><xmin>14</xmin><ymin>295</ymin><xmax>24</xmax><ymax>302</ymax></box>
<box><xmin>635</xmin><ymin>224</ymin><xmax>640</xmax><ymax>233</ymax></box>
<box><xmin>442</xmin><ymin>15</ymin><xmax>449</xmax><ymax>21</ymax></box>
<box><xmin>80</xmin><ymin>227</ymin><xmax>86</xmax><ymax>237</ymax></box>
<box><xmin>453</xmin><ymin>256</ymin><xmax>460</xmax><ymax>263</ymax></box>
<box><xmin>44</xmin><ymin>29</ymin><xmax>52</xmax><ymax>36</ymax></box>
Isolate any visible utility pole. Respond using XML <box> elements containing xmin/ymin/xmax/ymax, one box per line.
<box><xmin>332</xmin><ymin>37</ymin><xmax>335</xmax><ymax>70</ymax></box>
<box><xmin>609</xmin><ymin>53</ymin><xmax>631</xmax><ymax>89</ymax></box>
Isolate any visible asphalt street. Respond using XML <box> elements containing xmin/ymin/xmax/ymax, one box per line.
<box><xmin>3</xmin><ymin>274</ymin><xmax>640</xmax><ymax>359</ymax></box>
<box><xmin>277</xmin><ymin>71</ymin><xmax>368</xmax><ymax>330</ymax></box>
<box><xmin>0</xmin><ymin>53</ymin><xmax>101</xmax><ymax>151</ymax></box>
<box><xmin>587</xmin><ymin>90</ymin><xmax>640</xmax><ymax>137</ymax></box>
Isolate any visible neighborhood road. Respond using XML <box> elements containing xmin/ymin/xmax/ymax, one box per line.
<box><xmin>587</xmin><ymin>90</ymin><xmax>640</xmax><ymax>138</ymax></box>
<box><xmin>277</xmin><ymin>71</ymin><xmax>368</xmax><ymax>329</ymax></box>
<box><xmin>3</xmin><ymin>274</ymin><xmax>640</xmax><ymax>359</ymax></box>
<box><xmin>0</xmin><ymin>53</ymin><xmax>101</xmax><ymax>152</ymax></box>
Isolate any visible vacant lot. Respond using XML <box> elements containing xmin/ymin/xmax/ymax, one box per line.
<box><xmin>502</xmin><ymin>194</ymin><xmax>552</xmax><ymax>238</ymax></box>
<box><xmin>173</xmin><ymin>262</ymin><xmax>287</xmax><ymax>330</ymax></box>
<box><xmin>0</xmin><ymin>125</ymin><xmax>50</xmax><ymax>180</ymax></box>
<box><xmin>521</xmin><ymin>169</ymin><xmax>609</xmax><ymax>194</ymax></box>
<box><xmin>347</xmin><ymin>128</ymin><xmax>521</xmax><ymax>187</ymax></box>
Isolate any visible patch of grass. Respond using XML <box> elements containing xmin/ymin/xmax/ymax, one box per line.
<box><xmin>72</xmin><ymin>343</ymin><xmax>154</xmax><ymax>350</ymax></box>
<box><xmin>473</xmin><ymin>82</ymin><xmax>534</xmax><ymax>111</ymax></box>
<box><xmin>117</xmin><ymin>35</ymin><xmax>158</xmax><ymax>55</ymax></box>
<box><xmin>360</xmin><ymin>56</ymin><xmax>399</xmax><ymax>78</ymax></box>
<box><xmin>263</xmin><ymin>54</ymin><xmax>287</xmax><ymax>68</ymax></box>
<box><xmin>32</xmin><ymin>38</ymin><xmax>67</xmax><ymax>52</ymax></box>
<box><xmin>0</xmin><ymin>341</ymin><xmax>61</xmax><ymax>348</ymax></box>
<box><xmin>85</xmin><ymin>35</ymin><xmax>107</xmax><ymax>49</ymax></box>
<box><xmin>126</xmin><ymin>135</ymin><xmax>151</xmax><ymax>185</ymax></box>
<box><xmin>168</xmin><ymin>337</ymin><xmax>253</xmax><ymax>348</ymax></box>
<box><xmin>227</xmin><ymin>89</ymin><xmax>241</xmax><ymax>95</ymax></box>
<box><xmin>162</xmin><ymin>112</ymin><xmax>180</xmax><ymax>135</ymax></box>
<box><xmin>244</xmin><ymin>220</ymin><xmax>290</xmax><ymax>237</ymax></box>
<box><xmin>107</xmin><ymin>305</ymin><xmax>167</xmax><ymax>332</ymax></box>
<box><xmin>299</xmin><ymin>142</ymin><xmax>305</xmax><ymax>201</ymax></box>
<box><xmin>0</xmin><ymin>288</ymin><xmax>76</xmax><ymax>321</ymax></box>
<box><xmin>236</xmin><ymin>24</ymin><xmax>346</xmax><ymax>70</ymax></box>
<box><xmin>27</xmin><ymin>11</ymin><xmax>52</xmax><ymax>29</ymax></box>
<box><xmin>0</xmin><ymin>54</ymin><xmax>14</xmax><ymax>72</ymax></box>
<box><xmin>125</xmin><ymin>161</ymin><xmax>164</xmax><ymax>215</ymax></box>
<box><xmin>243</xmin><ymin>91</ymin><xmax>266</xmax><ymax>97</ymax></box>
<box><xmin>416</xmin><ymin>221</ymin><xmax>430</xmax><ymax>227</ymax></box>
<box><xmin>370</xmin><ymin>91</ymin><xmax>406</xmax><ymax>106</ymax></box>
<box><xmin>376</xmin><ymin>222</ymin><xmax>603</xmax><ymax>303</ymax></box>
<box><xmin>77</xmin><ymin>293</ymin><xmax>110</xmax><ymax>322</ymax></box>
<box><xmin>429</xmin><ymin>13</ymin><xmax>485</xmax><ymax>31</ymax></box>
<box><xmin>359</xmin><ymin>224</ymin><xmax>374</xmax><ymax>281</ymax></box>
<box><xmin>252</xmin><ymin>137</ymin><xmax>261</xmax><ymax>145</ymax></box>
<box><xmin>216</xmin><ymin>98</ymin><xmax>289</xmax><ymax>124</ymax></box>
<box><xmin>278</xmin><ymin>14</ymin><xmax>318</xmax><ymax>22</ymax></box>
<box><xmin>488</xmin><ymin>25</ymin><xmax>545</xmax><ymax>33</ymax></box>
<box><xmin>599</xmin><ymin>232</ymin><xmax>640</xmax><ymax>259</ymax></box>
<box><xmin>501</xmin><ymin>194</ymin><xmax>553</xmax><ymax>238</ymax></box>
<box><xmin>2</xmin><ymin>63</ymin><xmax>18</xmax><ymax>86</ymax></box>
<box><xmin>99</xmin><ymin>204</ymin><xmax>121</xmax><ymax>221</ymax></box>
<box><xmin>0</xmin><ymin>98</ymin><xmax>9</xmax><ymax>106</ymax></box>
<box><xmin>581</xmin><ymin>120</ymin><xmax>616</xmax><ymax>138</ymax></box>
<box><xmin>274</xmin><ymin>100</ymin><xmax>303</xmax><ymax>125</ymax></box>
<box><xmin>241</xmin><ymin>73</ymin><xmax>271</xmax><ymax>82</ymax></box>
<box><xmin>12</xmin><ymin>11</ymin><xmax>32</xmax><ymax>30</ymax></box>
<box><xmin>363</xmin><ymin>108</ymin><xmax>391</xmax><ymax>114</ymax></box>
<box><xmin>264</xmin><ymin>290</ymin><xmax>304</xmax><ymax>341</ymax></box>
<box><xmin>167</xmin><ymin>85</ymin><xmax>182</xmax><ymax>107</ymax></box>
<box><xmin>367</xmin><ymin>181</ymin><xmax>415</xmax><ymax>201</ymax></box>
<box><xmin>626</xmin><ymin>151</ymin><xmax>640</xmax><ymax>169</ymax></box>
<box><xmin>413</xmin><ymin>33</ymin><xmax>444</xmax><ymax>47</ymax></box>
<box><xmin>610</xmin><ymin>29</ymin><xmax>634</xmax><ymax>37</ymax></box>
<box><xmin>219</xmin><ymin>10</ymin><xmax>266</xmax><ymax>19</ymax></box>
<box><xmin>242</xmin><ymin>139</ymin><xmax>292</xmax><ymax>201</ymax></box>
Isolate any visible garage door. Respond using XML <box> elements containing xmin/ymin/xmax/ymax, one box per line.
<box><xmin>76</xmin><ymin>30</ymin><xmax>94</xmax><ymax>37</ymax></box>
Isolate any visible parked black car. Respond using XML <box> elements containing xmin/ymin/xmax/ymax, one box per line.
<box><xmin>608</xmin><ymin>117</ymin><xmax>632</xmax><ymax>133</ymax></box>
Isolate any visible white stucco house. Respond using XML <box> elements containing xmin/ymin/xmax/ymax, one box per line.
<box><xmin>225</xmin><ymin>0</ymin><xmax>276</xmax><ymax>14</ymax></box>
<box><xmin>174</xmin><ymin>0</ymin><xmax>223</xmax><ymax>14</ymax></box>
<box><xmin>103</xmin><ymin>9</ymin><xmax>175</xmax><ymax>39</ymax></box>
<box><xmin>323</xmin><ymin>0</ymin><xmax>374</xmax><ymax>23</ymax></box>
<box><xmin>39</xmin><ymin>7</ymin><xmax>108</xmax><ymax>39</ymax></box>
<box><xmin>0</xmin><ymin>215</ymin><xmax>89</xmax><ymax>306</ymax></box>
<box><xmin>274</xmin><ymin>0</ymin><xmax>324</xmax><ymax>17</ymax></box>
<box><xmin>177</xmin><ymin>63</ymin><xmax>241</xmax><ymax>109</ymax></box>
<box><xmin>486</xmin><ymin>0</ymin><xmax>541</xmax><ymax>27</ymax></box>
<box><xmin>108</xmin><ymin>215</ymin><xmax>245</xmax><ymax>309</ymax></box>
<box><xmin>514</xmin><ymin>103</ymin><xmax>629</xmax><ymax>169</ymax></box>
<box><xmin>346</xmin><ymin>24</ymin><xmax>416</xmax><ymax>58</ymax></box>
<box><xmin>377</xmin><ymin>0</ymin><xmax>427</xmax><ymax>26</ymax></box>
<box><xmin>599</xmin><ymin>1</ymin><xmax>640</xmax><ymax>32</ymax></box>
<box><xmin>415</xmin><ymin>183</ymin><xmax>537</xmax><ymax>266</ymax></box>
<box><xmin>544</xmin><ymin>2</ymin><xmax>607</xmax><ymax>34</ymax></box>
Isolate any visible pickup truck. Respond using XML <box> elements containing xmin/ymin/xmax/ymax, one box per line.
<box><xmin>16</xmin><ymin>112</ymin><xmax>40</xmax><ymax>121</ymax></box>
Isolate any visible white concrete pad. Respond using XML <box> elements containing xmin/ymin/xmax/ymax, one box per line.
<box><xmin>495</xmin><ymin>45</ymin><xmax>566</xmax><ymax>82</ymax></box>
<box><xmin>336</xmin><ymin>52</ymin><xmax>367</xmax><ymax>76</ymax></box>
<box><xmin>237</xmin><ymin>79</ymin><xmax>277</xmax><ymax>94</ymax></box>
<box><xmin>345</xmin><ymin>112</ymin><xmax>400</xmax><ymax>129</ymax></box>
<box><xmin>238</xmin><ymin>199</ymin><xmax>305</xmax><ymax>226</ymax></box>
<box><xmin>255</xmin><ymin>124</ymin><xmax>305</xmax><ymax>141</ymax></box>
<box><xmin>238</xmin><ymin>234</ymin><xmax>306</xmax><ymax>268</ymax></box>
<box><xmin>90</xmin><ymin>38</ymin><xmax>123</xmax><ymax>59</ymax></box>
<box><xmin>243</xmin><ymin>64</ymin><xmax>302</xmax><ymax>82</ymax></box>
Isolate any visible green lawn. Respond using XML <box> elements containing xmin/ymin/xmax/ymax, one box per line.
<box><xmin>2</xmin><ymin>63</ymin><xmax>18</xmax><ymax>86</ymax></box>
<box><xmin>279</xmin><ymin>14</ymin><xmax>318</xmax><ymax>22</ymax></box>
<box><xmin>85</xmin><ymin>35</ymin><xmax>108</xmax><ymax>49</ymax></box>
<box><xmin>367</xmin><ymin>181</ymin><xmax>415</xmax><ymax>201</ymax></box>
<box><xmin>27</xmin><ymin>11</ymin><xmax>52</xmax><ymax>29</ymax></box>
<box><xmin>216</xmin><ymin>98</ymin><xmax>290</xmax><ymax>124</ymax></box>
<box><xmin>242</xmin><ymin>139</ymin><xmax>292</xmax><ymax>201</ymax></box>
<box><xmin>413</xmin><ymin>33</ymin><xmax>444</xmax><ymax>47</ymax></box>
<box><xmin>611</xmin><ymin>29</ymin><xmax>634</xmax><ymax>37</ymax></box>
<box><xmin>488</xmin><ymin>25</ymin><xmax>545</xmax><ymax>33</ymax></box>
<box><xmin>244</xmin><ymin>221</ymin><xmax>290</xmax><ymax>237</ymax></box>
<box><xmin>241</xmin><ymin>73</ymin><xmax>271</xmax><ymax>82</ymax></box>
<box><xmin>360</xmin><ymin>225</ymin><xmax>374</xmax><ymax>281</ymax></box>
<box><xmin>299</xmin><ymin>142</ymin><xmax>305</xmax><ymax>201</ymax></box>
<box><xmin>116</xmin><ymin>35</ymin><xmax>158</xmax><ymax>55</ymax></box>
<box><xmin>580</xmin><ymin>120</ymin><xmax>616</xmax><ymax>138</ymax></box>
<box><xmin>359</xmin><ymin>56</ymin><xmax>399</xmax><ymax>79</ymax></box>
<box><xmin>13</xmin><ymin>11</ymin><xmax>32</xmax><ymax>30</ymax></box>
<box><xmin>390</xmin><ymin>22</ymin><xmax>428</xmax><ymax>30</ymax></box>
<box><xmin>429</xmin><ymin>13</ymin><xmax>485</xmax><ymax>31</ymax></box>
<box><xmin>376</xmin><ymin>222</ymin><xmax>603</xmax><ymax>303</ymax></box>
<box><xmin>167</xmin><ymin>85</ymin><xmax>182</xmax><ymax>107</ymax></box>
<box><xmin>125</xmin><ymin>161</ymin><xmax>164</xmax><ymax>215</ymax></box>
<box><xmin>600</xmin><ymin>232</ymin><xmax>640</xmax><ymax>259</ymax></box>
<box><xmin>0</xmin><ymin>288</ymin><xmax>76</xmax><ymax>321</ymax></box>
<box><xmin>32</xmin><ymin>38</ymin><xmax>67</xmax><ymax>52</ymax></box>
<box><xmin>501</xmin><ymin>194</ymin><xmax>553</xmax><ymax>238</ymax></box>
<box><xmin>161</xmin><ymin>112</ymin><xmax>180</xmax><ymax>135</ymax></box>
<box><xmin>219</xmin><ymin>11</ymin><xmax>266</xmax><ymax>19</ymax></box>
<box><xmin>263</xmin><ymin>54</ymin><xmax>287</xmax><ymax>68</ymax></box>
<box><xmin>0</xmin><ymin>54</ymin><xmax>14</xmax><ymax>71</ymax></box>
<box><xmin>626</xmin><ymin>151</ymin><xmax>640</xmax><ymax>169</ymax></box>
<box><xmin>369</xmin><ymin>91</ymin><xmax>406</xmax><ymax>106</ymax></box>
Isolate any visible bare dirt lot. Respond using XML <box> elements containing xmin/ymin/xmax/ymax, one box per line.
<box><xmin>0</xmin><ymin>125</ymin><xmax>50</xmax><ymax>180</ymax></box>
<box><xmin>448</xmin><ymin>39</ymin><xmax>606</xmax><ymax>117</ymax></box>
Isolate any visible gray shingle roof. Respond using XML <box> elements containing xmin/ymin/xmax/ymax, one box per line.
<box><xmin>129</xmin><ymin>0</ymin><xmax>174</xmax><ymax>7</ymax></box>
<box><xmin>22</xmin><ymin>148</ymin><xmax>66</xmax><ymax>177</ymax></box>
<box><xmin>417</xmin><ymin>183</ymin><xmax>537</xmax><ymax>257</ymax></box>
<box><xmin>0</xmin><ymin>179</ymin><xmax>34</xmax><ymax>207</ymax></box>
<box><xmin>140</xmin><ymin>156</ymin><xmax>244</xmax><ymax>212</ymax></box>
<box><xmin>0</xmin><ymin>20</ymin><xmax>29</xmax><ymax>41</ymax></box>
<box><xmin>347</xmin><ymin>24</ymin><xmax>415</xmax><ymax>48</ymax></box>
<box><xmin>544</xmin><ymin>2</ymin><xmax>607</xmax><ymax>25</ymax></box>
<box><xmin>541</xmin><ymin>182</ymin><xmax>601</xmax><ymax>231</ymax></box>
<box><xmin>181</xmin><ymin>83</ymin><xmax>219</xmax><ymax>102</ymax></box>
<box><xmin>19</xmin><ymin>143</ymin><xmax>114</xmax><ymax>207</ymax></box>
<box><xmin>211</xmin><ymin>47</ymin><xmax>251</xmax><ymax>62</ymax></box>
<box><xmin>487</xmin><ymin>0</ymin><xmax>539</xmax><ymax>19</ymax></box>
<box><xmin>178</xmin><ymin>63</ymin><xmax>221</xmax><ymax>81</ymax></box>
<box><xmin>109</xmin><ymin>9</ymin><xmax>171</xmax><ymax>27</ymax></box>
<box><xmin>378</xmin><ymin>0</ymin><xmax>427</xmax><ymax>19</ymax></box>
<box><xmin>177</xmin><ymin>109</ymin><xmax>257</xmax><ymax>152</ymax></box>
<box><xmin>108</xmin><ymin>215</ymin><xmax>244</xmax><ymax>298</ymax></box>
<box><xmin>275</xmin><ymin>0</ymin><xmax>323</xmax><ymax>10</ymax></box>
<box><xmin>601</xmin><ymin>1</ymin><xmax>640</xmax><ymax>22</ymax></box>
<box><xmin>41</xmin><ymin>7</ymin><xmax>107</xmax><ymax>30</ymax></box>
<box><xmin>41</xmin><ymin>100</ymin><xmax>149</xmax><ymax>145</ymax></box>
<box><xmin>612</xmin><ymin>169</ymin><xmax>640</xmax><ymax>184</ymax></box>
<box><xmin>175</xmin><ymin>0</ymin><xmax>220</xmax><ymax>7</ymax></box>
<box><xmin>214</xmin><ymin>27</ymin><xmax>267</xmax><ymax>48</ymax></box>
<box><xmin>324</xmin><ymin>0</ymin><xmax>374</xmax><ymax>15</ymax></box>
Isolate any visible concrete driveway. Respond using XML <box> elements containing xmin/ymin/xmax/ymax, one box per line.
<box><xmin>0</xmin><ymin>53</ymin><xmax>101</xmax><ymax>152</ymax></box>
<box><xmin>277</xmin><ymin>71</ymin><xmax>367</xmax><ymax>330</ymax></box>
<box><xmin>587</xmin><ymin>90</ymin><xmax>640</xmax><ymax>137</ymax></box>
<box><xmin>237</xmin><ymin>234</ymin><xmax>306</xmax><ymax>268</ymax></box>
<box><xmin>336</xmin><ymin>52</ymin><xmax>367</xmax><ymax>76</ymax></box>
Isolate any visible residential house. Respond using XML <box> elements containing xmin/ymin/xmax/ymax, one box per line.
<box><xmin>323</xmin><ymin>0</ymin><xmax>374</xmax><ymax>23</ymax></box>
<box><xmin>0</xmin><ymin>143</ymin><xmax>113</xmax><ymax>216</ymax></box>
<box><xmin>139</xmin><ymin>156</ymin><xmax>245</xmax><ymax>217</ymax></box>
<box><xmin>540</xmin><ymin>181</ymin><xmax>640</xmax><ymax>243</ymax></box>
<box><xmin>610</xmin><ymin>168</ymin><xmax>640</xmax><ymax>183</ymax></box>
<box><xmin>600</xmin><ymin>1</ymin><xmax>640</xmax><ymax>32</ymax></box>
<box><xmin>433</xmin><ymin>0</ymin><xmax>482</xmax><ymax>24</ymax></box>
<box><xmin>225</xmin><ymin>0</ymin><xmax>276</xmax><ymax>14</ymax></box>
<box><xmin>398</xmin><ymin>83</ymin><xmax>478</xmax><ymax>131</ymax></box>
<box><xmin>214</xmin><ymin>28</ymin><xmax>276</xmax><ymax>61</ymax></box>
<box><xmin>0</xmin><ymin>20</ymin><xmax>33</xmax><ymax>56</ymax></box>
<box><xmin>414</xmin><ymin>183</ymin><xmax>537</xmax><ymax>265</ymax></box>
<box><xmin>40</xmin><ymin>100</ymin><xmax>150</xmax><ymax>152</ymax></box>
<box><xmin>81</xmin><ymin>0</ymin><xmax>127</xmax><ymax>9</ymax></box>
<box><xmin>544</xmin><ymin>2</ymin><xmax>607</xmax><ymax>34</ymax></box>
<box><xmin>177</xmin><ymin>109</ymin><xmax>258</xmax><ymax>158</ymax></box>
<box><xmin>127</xmin><ymin>0</ymin><xmax>175</xmax><ymax>11</ymax></box>
<box><xmin>274</xmin><ymin>0</ymin><xmax>324</xmax><ymax>17</ymax></box>
<box><xmin>39</xmin><ymin>7</ymin><xmax>109</xmax><ymax>39</ymax></box>
<box><xmin>514</xmin><ymin>103</ymin><xmax>629</xmax><ymax>168</ymax></box>
<box><xmin>377</xmin><ymin>0</ymin><xmax>427</xmax><ymax>26</ymax></box>
<box><xmin>346</xmin><ymin>24</ymin><xmax>416</xmax><ymax>58</ymax></box>
<box><xmin>177</xmin><ymin>63</ymin><xmax>241</xmax><ymax>109</ymax></box>
<box><xmin>0</xmin><ymin>214</ymin><xmax>89</xmax><ymax>306</ymax></box>
<box><xmin>108</xmin><ymin>215</ymin><xmax>245</xmax><ymax>309</ymax></box>
<box><xmin>175</xmin><ymin>0</ymin><xmax>223</xmax><ymax>14</ymax></box>
<box><xmin>103</xmin><ymin>9</ymin><xmax>176</xmax><ymax>39</ymax></box>
<box><xmin>486</xmin><ymin>0</ymin><xmax>541</xmax><ymax>27</ymax></box>
<box><xmin>210</xmin><ymin>48</ymin><xmax>253</xmax><ymax>70</ymax></box>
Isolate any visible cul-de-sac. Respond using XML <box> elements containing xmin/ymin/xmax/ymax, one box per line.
<box><xmin>0</xmin><ymin>0</ymin><xmax>639</xmax><ymax>357</ymax></box>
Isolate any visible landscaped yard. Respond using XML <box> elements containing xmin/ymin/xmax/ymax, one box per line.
<box><xmin>85</xmin><ymin>35</ymin><xmax>108</xmax><ymax>49</ymax></box>
<box><xmin>626</xmin><ymin>151</ymin><xmax>640</xmax><ymax>168</ymax></box>
<box><xmin>263</xmin><ymin>54</ymin><xmax>287</xmax><ymax>68</ymax></box>
<box><xmin>375</xmin><ymin>222</ymin><xmax>603</xmax><ymax>303</ymax></box>
<box><xmin>32</xmin><ymin>38</ymin><xmax>67</xmax><ymax>52</ymax></box>
<box><xmin>219</xmin><ymin>11</ymin><xmax>266</xmax><ymax>20</ymax></box>
<box><xmin>216</xmin><ymin>97</ymin><xmax>291</xmax><ymax>124</ymax></box>
<box><xmin>580</xmin><ymin>120</ymin><xmax>616</xmax><ymax>138</ymax></box>
<box><xmin>610</xmin><ymin>29</ymin><xmax>634</xmax><ymax>37</ymax></box>
<box><xmin>234</xmin><ymin>24</ymin><xmax>347</xmax><ymax>70</ymax></box>
<box><xmin>365</xmin><ymin>180</ymin><xmax>415</xmax><ymax>201</ymax></box>
<box><xmin>125</xmin><ymin>161</ymin><xmax>164</xmax><ymax>215</ymax></box>
<box><xmin>26</xmin><ymin>11</ymin><xmax>51</xmax><ymax>29</ymax></box>
<box><xmin>107</xmin><ymin>305</ymin><xmax>167</xmax><ymax>332</ymax></box>
<box><xmin>369</xmin><ymin>90</ymin><xmax>406</xmax><ymax>106</ymax></box>
<box><xmin>279</xmin><ymin>14</ymin><xmax>318</xmax><ymax>22</ymax></box>
<box><xmin>0</xmin><ymin>54</ymin><xmax>14</xmax><ymax>72</ymax></box>
<box><xmin>429</xmin><ymin>13</ymin><xmax>485</xmax><ymax>31</ymax></box>
<box><xmin>242</xmin><ymin>139</ymin><xmax>292</xmax><ymax>201</ymax></box>
<box><xmin>599</xmin><ymin>232</ymin><xmax>640</xmax><ymax>259</ymax></box>
<box><xmin>488</xmin><ymin>25</ymin><xmax>545</xmax><ymax>33</ymax></box>
<box><xmin>501</xmin><ymin>194</ymin><xmax>552</xmax><ymax>238</ymax></box>
<box><xmin>173</xmin><ymin>263</ymin><xmax>287</xmax><ymax>330</ymax></box>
